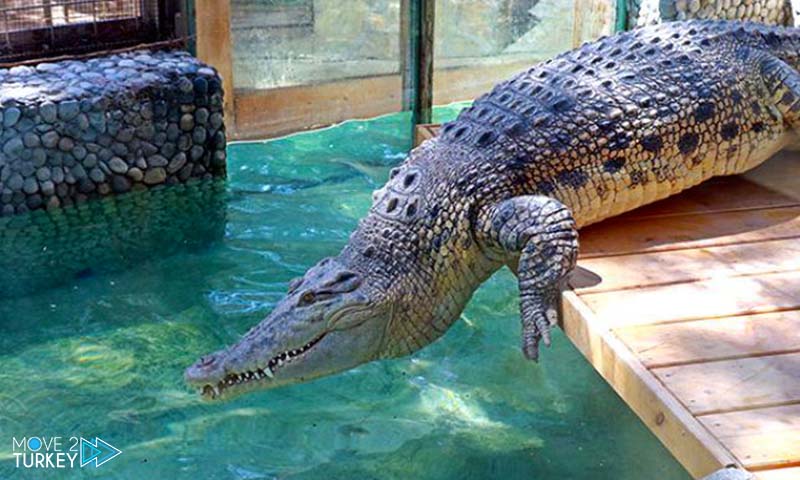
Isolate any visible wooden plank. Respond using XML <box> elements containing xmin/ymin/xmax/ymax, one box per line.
<box><xmin>699</xmin><ymin>404</ymin><xmax>800</xmax><ymax>469</ymax></box>
<box><xmin>573</xmin><ymin>238</ymin><xmax>800</xmax><ymax>294</ymax></box>
<box><xmin>579</xmin><ymin>206</ymin><xmax>800</xmax><ymax>259</ymax></box>
<box><xmin>234</xmin><ymin>75</ymin><xmax>404</xmax><ymax>140</ymax></box>
<box><xmin>572</xmin><ymin>0</ymin><xmax>616</xmax><ymax>48</ymax></box>
<box><xmin>233</xmin><ymin>59</ymin><xmax>541</xmax><ymax>140</ymax></box>
<box><xmin>561</xmin><ymin>291</ymin><xmax>739</xmax><ymax>478</ymax></box>
<box><xmin>195</xmin><ymin>0</ymin><xmax>236</xmax><ymax>133</ymax></box>
<box><xmin>654</xmin><ymin>352</ymin><xmax>800</xmax><ymax>415</ymax></box>
<box><xmin>414</xmin><ymin>123</ymin><xmax>438</xmax><ymax>146</ymax></box>
<box><xmin>432</xmin><ymin>60</ymin><xmax>537</xmax><ymax>105</ymax></box>
<box><xmin>581</xmin><ymin>270</ymin><xmax>800</xmax><ymax>328</ymax></box>
<box><xmin>615</xmin><ymin>311</ymin><xmax>800</xmax><ymax>368</ymax></box>
<box><xmin>564</xmin><ymin>152</ymin><xmax>800</xmax><ymax>477</ymax></box>
<box><xmin>756</xmin><ymin>468</ymin><xmax>800</xmax><ymax>479</ymax></box>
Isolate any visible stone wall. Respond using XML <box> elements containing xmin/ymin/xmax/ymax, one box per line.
<box><xmin>0</xmin><ymin>50</ymin><xmax>226</xmax><ymax>216</ymax></box>
<box><xmin>628</xmin><ymin>0</ymin><xmax>794</xmax><ymax>28</ymax></box>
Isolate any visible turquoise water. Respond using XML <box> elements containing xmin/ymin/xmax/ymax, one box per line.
<box><xmin>0</xmin><ymin>106</ymin><xmax>690</xmax><ymax>479</ymax></box>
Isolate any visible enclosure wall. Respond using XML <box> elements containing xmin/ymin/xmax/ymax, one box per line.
<box><xmin>200</xmin><ymin>0</ymin><xmax>616</xmax><ymax>140</ymax></box>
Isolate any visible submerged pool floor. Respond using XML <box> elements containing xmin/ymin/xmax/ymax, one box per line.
<box><xmin>0</xmin><ymin>108</ymin><xmax>690</xmax><ymax>479</ymax></box>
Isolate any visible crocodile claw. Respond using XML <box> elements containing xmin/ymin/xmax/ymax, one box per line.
<box><xmin>520</xmin><ymin>288</ymin><xmax>560</xmax><ymax>362</ymax></box>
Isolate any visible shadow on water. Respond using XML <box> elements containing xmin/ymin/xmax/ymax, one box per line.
<box><xmin>0</xmin><ymin>179</ymin><xmax>229</xmax><ymax>298</ymax></box>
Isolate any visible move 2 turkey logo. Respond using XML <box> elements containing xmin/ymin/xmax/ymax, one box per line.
<box><xmin>12</xmin><ymin>436</ymin><xmax>122</xmax><ymax>469</ymax></box>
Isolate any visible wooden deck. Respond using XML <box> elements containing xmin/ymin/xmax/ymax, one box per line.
<box><xmin>415</xmin><ymin>124</ymin><xmax>800</xmax><ymax>479</ymax></box>
<box><xmin>563</xmin><ymin>150</ymin><xmax>800</xmax><ymax>479</ymax></box>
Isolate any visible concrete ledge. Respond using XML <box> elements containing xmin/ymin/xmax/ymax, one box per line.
<box><xmin>0</xmin><ymin>50</ymin><xmax>226</xmax><ymax>216</ymax></box>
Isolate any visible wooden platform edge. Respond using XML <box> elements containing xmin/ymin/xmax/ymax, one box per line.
<box><xmin>414</xmin><ymin>123</ymin><xmax>439</xmax><ymax>146</ymax></box>
<box><xmin>560</xmin><ymin>290</ymin><xmax>741</xmax><ymax>479</ymax></box>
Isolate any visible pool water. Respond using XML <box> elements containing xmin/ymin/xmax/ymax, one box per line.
<box><xmin>0</xmin><ymin>106</ymin><xmax>691</xmax><ymax>479</ymax></box>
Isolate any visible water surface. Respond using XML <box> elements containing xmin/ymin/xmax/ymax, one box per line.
<box><xmin>0</xmin><ymin>107</ymin><xmax>690</xmax><ymax>479</ymax></box>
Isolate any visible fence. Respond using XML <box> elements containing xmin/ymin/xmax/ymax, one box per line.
<box><xmin>0</xmin><ymin>0</ymin><xmax>183</xmax><ymax>62</ymax></box>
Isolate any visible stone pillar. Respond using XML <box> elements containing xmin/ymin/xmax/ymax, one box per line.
<box><xmin>0</xmin><ymin>50</ymin><xmax>227</xmax><ymax>216</ymax></box>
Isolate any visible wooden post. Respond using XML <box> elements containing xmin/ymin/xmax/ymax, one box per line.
<box><xmin>572</xmin><ymin>0</ymin><xmax>585</xmax><ymax>48</ymax></box>
<box><xmin>400</xmin><ymin>0</ymin><xmax>412</xmax><ymax>110</ymax></box>
<box><xmin>409</xmin><ymin>0</ymin><xmax>435</xmax><ymax>127</ymax></box>
<box><xmin>195</xmin><ymin>0</ymin><xmax>236</xmax><ymax>136</ymax></box>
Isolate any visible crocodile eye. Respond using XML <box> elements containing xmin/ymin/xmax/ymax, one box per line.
<box><xmin>298</xmin><ymin>291</ymin><xmax>315</xmax><ymax>306</ymax></box>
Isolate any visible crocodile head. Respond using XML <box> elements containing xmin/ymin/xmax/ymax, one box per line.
<box><xmin>185</xmin><ymin>256</ymin><xmax>392</xmax><ymax>400</ymax></box>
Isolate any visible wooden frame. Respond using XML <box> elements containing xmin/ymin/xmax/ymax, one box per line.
<box><xmin>561</xmin><ymin>291</ymin><xmax>738</xmax><ymax>478</ymax></box>
<box><xmin>561</xmin><ymin>152</ymin><xmax>800</xmax><ymax>479</ymax></box>
<box><xmin>194</xmin><ymin>0</ymin><xmax>617</xmax><ymax>140</ymax></box>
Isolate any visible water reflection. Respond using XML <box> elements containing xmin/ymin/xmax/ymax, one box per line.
<box><xmin>0</xmin><ymin>179</ymin><xmax>228</xmax><ymax>297</ymax></box>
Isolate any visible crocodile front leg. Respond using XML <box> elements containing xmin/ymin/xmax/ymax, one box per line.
<box><xmin>761</xmin><ymin>56</ymin><xmax>800</xmax><ymax>127</ymax></box>
<box><xmin>488</xmin><ymin>196</ymin><xmax>579</xmax><ymax>361</ymax></box>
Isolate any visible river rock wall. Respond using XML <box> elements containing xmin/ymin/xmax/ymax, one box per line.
<box><xmin>629</xmin><ymin>0</ymin><xmax>795</xmax><ymax>27</ymax></box>
<box><xmin>0</xmin><ymin>50</ymin><xmax>226</xmax><ymax>216</ymax></box>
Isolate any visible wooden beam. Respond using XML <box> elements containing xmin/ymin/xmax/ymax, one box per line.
<box><xmin>195</xmin><ymin>0</ymin><xmax>236</xmax><ymax>134</ymax></box>
<box><xmin>573</xmin><ymin>0</ymin><xmax>586</xmax><ymax>48</ymax></box>
<box><xmin>234</xmin><ymin>75</ymin><xmax>404</xmax><ymax>141</ymax></box>
<box><xmin>413</xmin><ymin>123</ymin><xmax>438</xmax><ymax>146</ymax></box>
<box><xmin>400</xmin><ymin>0</ymin><xmax>413</xmax><ymax>110</ymax></box>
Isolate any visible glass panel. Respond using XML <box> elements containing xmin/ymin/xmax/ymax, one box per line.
<box><xmin>231</xmin><ymin>0</ymin><xmax>402</xmax><ymax>90</ymax></box>
<box><xmin>433</xmin><ymin>0</ymin><xmax>577</xmax><ymax>105</ymax></box>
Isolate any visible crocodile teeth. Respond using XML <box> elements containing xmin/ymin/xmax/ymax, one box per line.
<box><xmin>203</xmin><ymin>334</ymin><xmax>324</xmax><ymax>397</ymax></box>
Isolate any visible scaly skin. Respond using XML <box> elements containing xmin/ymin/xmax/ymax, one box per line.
<box><xmin>186</xmin><ymin>20</ymin><xmax>800</xmax><ymax>400</ymax></box>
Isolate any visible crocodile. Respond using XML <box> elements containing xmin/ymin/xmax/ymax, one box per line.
<box><xmin>186</xmin><ymin>20</ymin><xmax>800</xmax><ymax>400</ymax></box>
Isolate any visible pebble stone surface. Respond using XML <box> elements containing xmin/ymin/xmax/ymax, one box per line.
<box><xmin>629</xmin><ymin>0</ymin><xmax>795</xmax><ymax>28</ymax></box>
<box><xmin>0</xmin><ymin>50</ymin><xmax>226</xmax><ymax>216</ymax></box>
